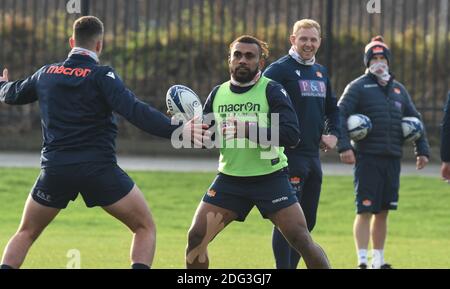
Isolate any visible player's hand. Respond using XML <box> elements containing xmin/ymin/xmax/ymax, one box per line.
<box><xmin>183</xmin><ymin>116</ymin><xmax>210</xmax><ymax>147</ymax></box>
<box><xmin>221</xmin><ymin>117</ymin><xmax>248</xmax><ymax>140</ymax></box>
<box><xmin>0</xmin><ymin>68</ymin><xmax>8</xmax><ymax>82</ymax></box>
<box><xmin>340</xmin><ymin>149</ymin><xmax>355</xmax><ymax>165</ymax></box>
<box><xmin>320</xmin><ymin>134</ymin><xmax>337</xmax><ymax>152</ymax></box>
<box><xmin>221</xmin><ymin>118</ymin><xmax>236</xmax><ymax>141</ymax></box>
<box><xmin>441</xmin><ymin>162</ymin><xmax>450</xmax><ymax>182</ymax></box>
<box><xmin>416</xmin><ymin>155</ymin><xmax>428</xmax><ymax>170</ymax></box>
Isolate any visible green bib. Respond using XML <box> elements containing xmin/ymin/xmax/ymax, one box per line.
<box><xmin>212</xmin><ymin>76</ymin><xmax>288</xmax><ymax>176</ymax></box>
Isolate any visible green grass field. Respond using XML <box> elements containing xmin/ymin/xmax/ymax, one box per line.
<box><xmin>0</xmin><ymin>167</ymin><xmax>449</xmax><ymax>269</ymax></box>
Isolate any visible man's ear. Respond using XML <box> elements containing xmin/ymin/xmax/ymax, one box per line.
<box><xmin>69</xmin><ymin>37</ymin><xmax>75</xmax><ymax>49</ymax></box>
<box><xmin>95</xmin><ymin>40</ymin><xmax>103</xmax><ymax>54</ymax></box>
<box><xmin>258</xmin><ymin>58</ymin><xmax>265</xmax><ymax>70</ymax></box>
<box><xmin>289</xmin><ymin>34</ymin><xmax>296</xmax><ymax>46</ymax></box>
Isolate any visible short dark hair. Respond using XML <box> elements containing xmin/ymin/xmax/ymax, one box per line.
<box><xmin>73</xmin><ymin>16</ymin><xmax>104</xmax><ymax>47</ymax></box>
<box><xmin>229</xmin><ymin>35</ymin><xmax>269</xmax><ymax>60</ymax></box>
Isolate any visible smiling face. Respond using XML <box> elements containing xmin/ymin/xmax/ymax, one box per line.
<box><xmin>290</xmin><ymin>27</ymin><xmax>321</xmax><ymax>60</ymax></box>
<box><xmin>229</xmin><ymin>42</ymin><xmax>264</xmax><ymax>83</ymax></box>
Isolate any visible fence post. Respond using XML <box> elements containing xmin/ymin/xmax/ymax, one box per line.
<box><xmin>325</xmin><ymin>0</ymin><xmax>333</xmax><ymax>75</ymax></box>
<box><xmin>82</xmin><ymin>0</ymin><xmax>90</xmax><ymax>16</ymax></box>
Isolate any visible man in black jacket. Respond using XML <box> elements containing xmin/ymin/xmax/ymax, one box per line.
<box><xmin>441</xmin><ymin>91</ymin><xmax>450</xmax><ymax>181</ymax></box>
<box><xmin>337</xmin><ymin>36</ymin><xmax>430</xmax><ymax>269</ymax></box>
<box><xmin>0</xmin><ymin>16</ymin><xmax>204</xmax><ymax>269</ymax></box>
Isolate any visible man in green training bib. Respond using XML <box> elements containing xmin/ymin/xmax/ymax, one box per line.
<box><xmin>185</xmin><ymin>35</ymin><xmax>331</xmax><ymax>269</ymax></box>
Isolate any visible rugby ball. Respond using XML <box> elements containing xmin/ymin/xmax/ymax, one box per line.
<box><xmin>166</xmin><ymin>85</ymin><xmax>203</xmax><ymax>122</ymax></box>
<box><xmin>347</xmin><ymin>114</ymin><xmax>372</xmax><ymax>141</ymax></box>
<box><xmin>402</xmin><ymin>116</ymin><xmax>423</xmax><ymax>142</ymax></box>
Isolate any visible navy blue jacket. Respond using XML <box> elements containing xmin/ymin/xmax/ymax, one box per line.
<box><xmin>263</xmin><ymin>55</ymin><xmax>340</xmax><ymax>157</ymax></box>
<box><xmin>203</xmin><ymin>80</ymin><xmax>300</xmax><ymax>147</ymax></box>
<box><xmin>441</xmin><ymin>92</ymin><xmax>450</xmax><ymax>162</ymax></box>
<box><xmin>0</xmin><ymin>54</ymin><xmax>178</xmax><ymax>167</ymax></box>
<box><xmin>337</xmin><ymin>73</ymin><xmax>430</xmax><ymax>158</ymax></box>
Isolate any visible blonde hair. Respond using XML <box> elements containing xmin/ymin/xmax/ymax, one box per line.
<box><xmin>292</xmin><ymin>19</ymin><xmax>321</xmax><ymax>37</ymax></box>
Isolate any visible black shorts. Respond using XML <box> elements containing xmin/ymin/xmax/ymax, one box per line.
<box><xmin>31</xmin><ymin>162</ymin><xmax>134</xmax><ymax>209</ymax></box>
<box><xmin>354</xmin><ymin>154</ymin><xmax>400</xmax><ymax>214</ymax></box>
<box><xmin>202</xmin><ymin>168</ymin><xmax>298</xmax><ymax>222</ymax></box>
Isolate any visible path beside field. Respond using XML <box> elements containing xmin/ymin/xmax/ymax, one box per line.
<box><xmin>0</xmin><ymin>152</ymin><xmax>442</xmax><ymax>177</ymax></box>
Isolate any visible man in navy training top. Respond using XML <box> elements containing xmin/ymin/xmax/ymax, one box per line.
<box><xmin>264</xmin><ymin>19</ymin><xmax>340</xmax><ymax>269</ymax></box>
<box><xmin>0</xmin><ymin>16</ymin><xmax>205</xmax><ymax>269</ymax></box>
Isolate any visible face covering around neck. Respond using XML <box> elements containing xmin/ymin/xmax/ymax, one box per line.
<box><xmin>230</xmin><ymin>70</ymin><xmax>262</xmax><ymax>87</ymax></box>
<box><xmin>68</xmin><ymin>47</ymin><xmax>99</xmax><ymax>63</ymax></box>
<box><xmin>369</xmin><ymin>62</ymin><xmax>391</xmax><ymax>86</ymax></box>
<box><xmin>289</xmin><ymin>46</ymin><xmax>316</xmax><ymax>66</ymax></box>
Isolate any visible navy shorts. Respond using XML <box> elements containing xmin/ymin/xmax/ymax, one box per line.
<box><xmin>31</xmin><ymin>162</ymin><xmax>134</xmax><ymax>209</ymax></box>
<box><xmin>354</xmin><ymin>154</ymin><xmax>400</xmax><ymax>214</ymax></box>
<box><xmin>202</xmin><ymin>168</ymin><xmax>298</xmax><ymax>222</ymax></box>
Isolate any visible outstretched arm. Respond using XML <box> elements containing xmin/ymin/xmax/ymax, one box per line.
<box><xmin>0</xmin><ymin>68</ymin><xmax>39</xmax><ymax>105</ymax></box>
<box><xmin>96</xmin><ymin>68</ymin><xmax>180</xmax><ymax>139</ymax></box>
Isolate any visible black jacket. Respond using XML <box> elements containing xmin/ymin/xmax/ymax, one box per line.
<box><xmin>337</xmin><ymin>73</ymin><xmax>430</xmax><ymax>158</ymax></box>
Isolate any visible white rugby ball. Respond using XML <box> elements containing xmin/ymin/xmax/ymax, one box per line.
<box><xmin>347</xmin><ymin>114</ymin><xmax>372</xmax><ymax>141</ymax></box>
<box><xmin>402</xmin><ymin>116</ymin><xmax>423</xmax><ymax>142</ymax></box>
<box><xmin>166</xmin><ymin>85</ymin><xmax>203</xmax><ymax>122</ymax></box>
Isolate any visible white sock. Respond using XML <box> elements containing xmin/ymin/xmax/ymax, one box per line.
<box><xmin>357</xmin><ymin>249</ymin><xmax>368</xmax><ymax>265</ymax></box>
<box><xmin>372</xmin><ymin>249</ymin><xmax>384</xmax><ymax>269</ymax></box>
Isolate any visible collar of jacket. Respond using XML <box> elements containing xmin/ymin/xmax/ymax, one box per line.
<box><xmin>66</xmin><ymin>54</ymin><xmax>98</xmax><ymax>64</ymax></box>
<box><xmin>366</xmin><ymin>72</ymin><xmax>395</xmax><ymax>91</ymax></box>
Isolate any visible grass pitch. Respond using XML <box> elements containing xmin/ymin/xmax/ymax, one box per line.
<box><xmin>0</xmin><ymin>168</ymin><xmax>449</xmax><ymax>268</ymax></box>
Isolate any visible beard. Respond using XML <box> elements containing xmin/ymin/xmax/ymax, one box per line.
<box><xmin>230</xmin><ymin>65</ymin><xmax>259</xmax><ymax>83</ymax></box>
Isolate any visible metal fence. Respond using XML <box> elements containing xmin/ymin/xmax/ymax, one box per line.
<box><xmin>0</xmin><ymin>0</ymin><xmax>448</xmax><ymax>148</ymax></box>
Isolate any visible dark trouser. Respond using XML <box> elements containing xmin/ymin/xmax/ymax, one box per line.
<box><xmin>272</xmin><ymin>155</ymin><xmax>322</xmax><ymax>269</ymax></box>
